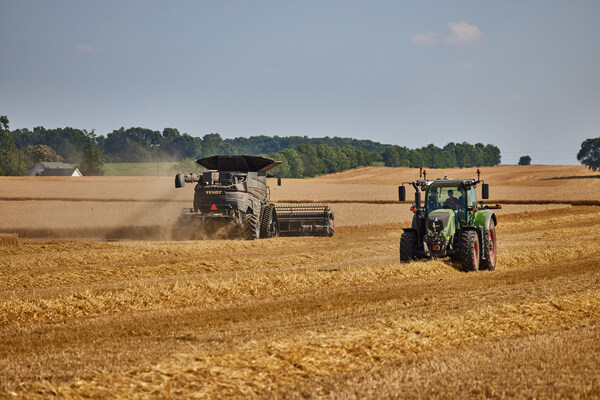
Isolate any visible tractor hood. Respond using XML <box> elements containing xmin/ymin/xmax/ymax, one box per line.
<box><xmin>197</xmin><ymin>155</ymin><xmax>282</xmax><ymax>172</ymax></box>
<box><xmin>427</xmin><ymin>209</ymin><xmax>456</xmax><ymax>238</ymax></box>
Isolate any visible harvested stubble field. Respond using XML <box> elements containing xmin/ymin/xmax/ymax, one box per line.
<box><xmin>0</xmin><ymin>165</ymin><xmax>599</xmax><ymax>398</ymax></box>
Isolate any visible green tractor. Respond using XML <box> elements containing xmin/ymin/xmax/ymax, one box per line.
<box><xmin>398</xmin><ymin>169</ymin><xmax>501</xmax><ymax>271</ymax></box>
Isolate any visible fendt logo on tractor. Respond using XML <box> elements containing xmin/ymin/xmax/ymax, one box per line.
<box><xmin>398</xmin><ymin>168</ymin><xmax>501</xmax><ymax>272</ymax></box>
<box><xmin>173</xmin><ymin>155</ymin><xmax>334</xmax><ymax>240</ymax></box>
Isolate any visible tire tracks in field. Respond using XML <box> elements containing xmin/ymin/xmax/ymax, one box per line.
<box><xmin>2</xmin><ymin>255</ymin><xmax>598</xmax><ymax>394</ymax></box>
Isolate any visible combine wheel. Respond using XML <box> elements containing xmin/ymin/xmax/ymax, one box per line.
<box><xmin>459</xmin><ymin>230</ymin><xmax>480</xmax><ymax>272</ymax></box>
<box><xmin>244</xmin><ymin>211</ymin><xmax>260</xmax><ymax>240</ymax></box>
<box><xmin>400</xmin><ymin>231</ymin><xmax>418</xmax><ymax>262</ymax></box>
<box><xmin>260</xmin><ymin>204</ymin><xmax>279</xmax><ymax>238</ymax></box>
<box><xmin>480</xmin><ymin>222</ymin><xmax>497</xmax><ymax>271</ymax></box>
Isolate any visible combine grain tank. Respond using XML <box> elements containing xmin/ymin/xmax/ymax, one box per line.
<box><xmin>173</xmin><ymin>155</ymin><xmax>334</xmax><ymax>239</ymax></box>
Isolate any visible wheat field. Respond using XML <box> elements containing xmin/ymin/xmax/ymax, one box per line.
<box><xmin>1</xmin><ymin>165</ymin><xmax>599</xmax><ymax>398</ymax></box>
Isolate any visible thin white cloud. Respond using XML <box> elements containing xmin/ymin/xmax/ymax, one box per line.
<box><xmin>411</xmin><ymin>22</ymin><xmax>484</xmax><ymax>46</ymax></box>
<box><xmin>410</xmin><ymin>32</ymin><xmax>442</xmax><ymax>46</ymax></box>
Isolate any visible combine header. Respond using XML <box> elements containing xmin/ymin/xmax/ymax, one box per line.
<box><xmin>173</xmin><ymin>155</ymin><xmax>334</xmax><ymax>240</ymax></box>
<box><xmin>275</xmin><ymin>204</ymin><xmax>334</xmax><ymax>237</ymax></box>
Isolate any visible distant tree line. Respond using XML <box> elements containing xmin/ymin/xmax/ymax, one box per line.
<box><xmin>2</xmin><ymin>118</ymin><xmax>502</xmax><ymax>177</ymax></box>
<box><xmin>1</xmin><ymin>117</ymin><xmax>104</xmax><ymax>175</ymax></box>
<box><xmin>380</xmin><ymin>142</ymin><xmax>501</xmax><ymax>169</ymax></box>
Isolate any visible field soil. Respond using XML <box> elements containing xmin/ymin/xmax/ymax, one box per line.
<box><xmin>1</xmin><ymin>165</ymin><xmax>599</xmax><ymax>398</ymax></box>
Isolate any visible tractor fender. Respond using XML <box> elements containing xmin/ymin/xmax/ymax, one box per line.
<box><xmin>411</xmin><ymin>213</ymin><xmax>425</xmax><ymax>229</ymax></box>
<box><xmin>474</xmin><ymin>210</ymin><xmax>497</xmax><ymax>232</ymax></box>
<box><xmin>472</xmin><ymin>211</ymin><xmax>496</xmax><ymax>261</ymax></box>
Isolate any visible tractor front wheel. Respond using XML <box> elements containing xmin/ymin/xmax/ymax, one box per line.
<box><xmin>459</xmin><ymin>230</ymin><xmax>480</xmax><ymax>272</ymax></box>
<box><xmin>480</xmin><ymin>223</ymin><xmax>497</xmax><ymax>271</ymax></box>
<box><xmin>400</xmin><ymin>231</ymin><xmax>419</xmax><ymax>262</ymax></box>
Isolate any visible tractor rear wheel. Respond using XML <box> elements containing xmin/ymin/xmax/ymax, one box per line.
<box><xmin>459</xmin><ymin>230</ymin><xmax>480</xmax><ymax>272</ymax></box>
<box><xmin>480</xmin><ymin>223</ymin><xmax>497</xmax><ymax>270</ymax></box>
<box><xmin>400</xmin><ymin>231</ymin><xmax>419</xmax><ymax>262</ymax></box>
<box><xmin>244</xmin><ymin>211</ymin><xmax>260</xmax><ymax>240</ymax></box>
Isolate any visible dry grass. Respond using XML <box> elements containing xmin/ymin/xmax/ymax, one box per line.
<box><xmin>0</xmin><ymin>234</ymin><xmax>19</xmax><ymax>248</ymax></box>
<box><xmin>1</xmin><ymin>168</ymin><xmax>600</xmax><ymax>398</ymax></box>
<box><xmin>1</xmin><ymin>205</ymin><xmax>600</xmax><ymax>397</ymax></box>
<box><xmin>28</xmin><ymin>289</ymin><xmax>599</xmax><ymax>399</ymax></box>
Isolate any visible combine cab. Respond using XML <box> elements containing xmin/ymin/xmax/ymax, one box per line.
<box><xmin>173</xmin><ymin>155</ymin><xmax>334</xmax><ymax>239</ymax></box>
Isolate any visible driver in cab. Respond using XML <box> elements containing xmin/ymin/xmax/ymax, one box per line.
<box><xmin>443</xmin><ymin>189</ymin><xmax>459</xmax><ymax>210</ymax></box>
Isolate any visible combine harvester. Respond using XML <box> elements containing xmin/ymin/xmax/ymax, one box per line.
<box><xmin>173</xmin><ymin>155</ymin><xmax>334</xmax><ymax>239</ymax></box>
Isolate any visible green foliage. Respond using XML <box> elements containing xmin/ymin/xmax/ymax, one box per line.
<box><xmin>0</xmin><ymin>116</ymin><xmax>29</xmax><ymax>176</ymax></box>
<box><xmin>296</xmin><ymin>144</ymin><xmax>325</xmax><ymax>177</ymax></box>
<box><xmin>6</xmin><ymin>120</ymin><xmax>503</xmax><ymax>177</ymax></box>
<box><xmin>518</xmin><ymin>155</ymin><xmax>532</xmax><ymax>166</ymax></box>
<box><xmin>281</xmin><ymin>148</ymin><xmax>304</xmax><ymax>177</ymax></box>
<box><xmin>22</xmin><ymin>144</ymin><xmax>64</xmax><ymax>163</ymax></box>
<box><xmin>79</xmin><ymin>132</ymin><xmax>104</xmax><ymax>176</ymax></box>
<box><xmin>381</xmin><ymin>142</ymin><xmax>500</xmax><ymax>169</ymax></box>
<box><xmin>99</xmin><ymin>127</ymin><xmax>161</xmax><ymax>162</ymax></box>
<box><xmin>168</xmin><ymin>158</ymin><xmax>206</xmax><ymax>174</ymax></box>
<box><xmin>382</xmin><ymin>146</ymin><xmax>400</xmax><ymax>167</ymax></box>
<box><xmin>577</xmin><ymin>138</ymin><xmax>600</xmax><ymax>171</ymax></box>
<box><xmin>12</xmin><ymin>126</ymin><xmax>88</xmax><ymax>163</ymax></box>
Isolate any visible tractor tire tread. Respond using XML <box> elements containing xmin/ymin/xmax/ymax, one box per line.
<box><xmin>480</xmin><ymin>224</ymin><xmax>497</xmax><ymax>271</ymax></box>
<box><xmin>459</xmin><ymin>230</ymin><xmax>480</xmax><ymax>272</ymax></box>
<box><xmin>400</xmin><ymin>231</ymin><xmax>419</xmax><ymax>262</ymax></box>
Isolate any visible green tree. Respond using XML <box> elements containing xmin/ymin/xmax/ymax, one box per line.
<box><xmin>79</xmin><ymin>132</ymin><xmax>104</xmax><ymax>175</ymax></box>
<box><xmin>280</xmin><ymin>148</ymin><xmax>304</xmax><ymax>177</ymax></box>
<box><xmin>0</xmin><ymin>116</ymin><xmax>28</xmax><ymax>175</ymax></box>
<box><xmin>334</xmin><ymin>146</ymin><xmax>351</xmax><ymax>171</ymax></box>
<box><xmin>518</xmin><ymin>155</ymin><xmax>532</xmax><ymax>165</ymax></box>
<box><xmin>22</xmin><ymin>144</ymin><xmax>64</xmax><ymax>163</ymax></box>
<box><xmin>317</xmin><ymin>144</ymin><xmax>339</xmax><ymax>173</ymax></box>
<box><xmin>266</xmin><ymin>152</ymin><xmax>291</xmax><ymax>178</ymax></box>
<box><xmin>577</xmin><ymin>138</ymin><xmax>600</xmax><ymax>171</ymax></box>
<box><xmin>297</xmin><ymin>144</ymin><xmax>325</xmax><ymax>177</ymax></box>
<box><xmin>201</xmin><ymin>133</ymin><xmax>223</xmax><ymax>157</ymax></box>
<box><xmin>382</xmin><ymin>146</ymin><xmax>400</xmax><ymax>167</ymax></box>
<box><xmin>408</xmin><ymin>150</ymin><xmax>425</xmax><ymax>168</ymax></box>
<box><xmin>483</xmin><ymin>144</ymin><xmax>501</xmax><ymax>166</ymax></box>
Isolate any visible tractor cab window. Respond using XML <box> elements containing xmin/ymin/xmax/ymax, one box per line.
<box><xmin>427</xmin><ymin>183</ymin><xmax>468</xmax><ymax>220</ymax></box>
<box><xmin>467</xmin><ymin>186</ymin><xmax>477</xmax><ymax>207</ymax></box>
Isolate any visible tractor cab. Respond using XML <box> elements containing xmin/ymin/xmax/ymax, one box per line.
<box><xmin>425</xmin><ymin>180</ymin><xmax>478</xmax><ymax>224</ymax></box>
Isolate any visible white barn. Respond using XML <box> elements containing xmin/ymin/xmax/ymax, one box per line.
<box><xmin>28</xmin><ymin>162</ymin><xmax>83</xmax><ymax>177</ymax></box>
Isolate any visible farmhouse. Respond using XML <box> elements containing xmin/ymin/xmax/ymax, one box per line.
<box><xmin>27</xmin><ymin>162</ymin><xmax>83</xmax><ymax>177</ymax></box>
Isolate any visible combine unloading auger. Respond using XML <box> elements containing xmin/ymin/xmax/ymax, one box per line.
<box><xmin>173</xmin><ymin>155</ymin><xmax>334</xmax><ymax>240</ymax></box>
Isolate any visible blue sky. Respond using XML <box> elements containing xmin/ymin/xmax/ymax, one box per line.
<box><xmin>1</xmin><ymin>0</ymin><xmax>599</xmax><ymax>164</ymax></box>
